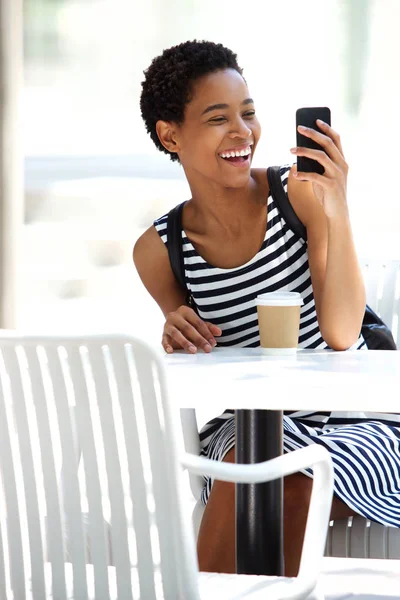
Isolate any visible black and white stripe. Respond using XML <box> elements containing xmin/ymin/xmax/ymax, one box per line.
<box><xmin>154</xmin><ymin>165</ymin><xmax>400</xmax><ymax>527</ymax></box>
<box><xmin>199</xmin><ymin>417</ymin><xmax>400</xmax><ymax>526</ymax></box>
<box><xmin>154</xmin><ymin>165</ymin><xmax>364</xmax><ymax>350</ymax></box>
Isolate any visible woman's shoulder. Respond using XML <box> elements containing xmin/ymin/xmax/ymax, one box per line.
<box><xmin>252</xmin><ymin>164</ymin><xmax>292</xmax><ymax>186</ymax></box>
<box><xmin>252</xmin><ymin>164</ymin><xmax>292</xmax><ymax>174</ymax></box>
<box><xmin>153</xmin><ymin>200</ymin><xmax>187</xmax><ymax>246</ymax></box>
<box><xmin>133</xmin><ymin>223</ymin><xmax>187</xmax><ymax>314</ymax></box>
<box><xmin>253</xmin><ymin>163</ymin><xmax>321</xmax><ymax>230</ymax></box>
<box><xmin>133</xmin><ymin>223</ymin><xmax>166</xmax><ymax>262</ymax></box>
<box><xmin>153</xmin><ymin>211</ymin><xmax>169</xmax><ymax>244</ymax></box>
<box><xmin>154</xmin><ymin>210</ymin><xmax>169</xmax><ymax>230</ymax></box>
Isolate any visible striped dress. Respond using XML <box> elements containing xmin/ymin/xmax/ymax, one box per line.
<box><xmin>154</xmin><ymin>165</ymin><xmax>400</xmax><ymax>527</ymax></box>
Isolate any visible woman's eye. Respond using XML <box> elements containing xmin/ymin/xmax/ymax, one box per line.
<box><xmin>208</xmin><ymin>111</ymin><xmax>255</xmax><ymax>124</ymax></box>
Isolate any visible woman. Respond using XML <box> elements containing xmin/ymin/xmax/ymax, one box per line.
<box><xmin>134</xmin><ymin>40</ymin><xmax>400</xmax><ymax>576</ymax></box>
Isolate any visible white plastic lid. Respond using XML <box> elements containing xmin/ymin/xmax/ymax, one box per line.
<box><xmin>255</xmin><ymin>292</ymin><xmax>304</xmax><ymax>307</ymax></box>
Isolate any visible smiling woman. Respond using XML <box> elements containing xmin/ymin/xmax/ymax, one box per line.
<box><xmin>133</xmin><ymin>40</ymin><xmax>400</xmax><ymax>578</ymax></box>
<box><xmin>153</xmin><ymin>67</ymin><xmax>259</xmax><ymax>188</ymax></box>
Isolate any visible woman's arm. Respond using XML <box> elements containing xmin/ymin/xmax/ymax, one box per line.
<box><xmin>133</xmin><ymin>226</ymin><xmax>221</xmax><ymax>352</ymax></box>
<box><xmin>287</xmin><ymin>122</ymin><xmax>366</xmax><ymax>350</ymax></box>
<box><xmin>133</xmin><ymin>225</ymin><xmax>187</xmax><ymax>315</ymax></box>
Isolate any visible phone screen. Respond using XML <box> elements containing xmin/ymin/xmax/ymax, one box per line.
<box><xmin>296</xmin><ymin>107</ymin><xmax>331</xmax><ymax>174</ymax></box>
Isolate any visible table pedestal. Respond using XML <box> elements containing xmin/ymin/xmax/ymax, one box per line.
<box><xmin>235</xmin><ymin>409</ymin><xmax>284</xmax><ymax>575</ymax></box>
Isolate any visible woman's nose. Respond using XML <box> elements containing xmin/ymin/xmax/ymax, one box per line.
<box><xmin>228</xmin><ymin>119</ymin><xmax>252</xmax><ymax>139</ymax></box>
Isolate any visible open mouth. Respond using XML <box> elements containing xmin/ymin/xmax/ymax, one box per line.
<box><xmin>219</xmin><ymin>145</ymin><xmax>252</xmax><ymax>166</ymax></box>
<box><xmin>222</xmin><ymin>155</ymin><xmax>249</xmax><ymax>165</ymax></box>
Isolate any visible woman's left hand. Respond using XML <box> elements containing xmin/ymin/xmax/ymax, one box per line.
<box><xmin>290</xmin><ymin>120</ymin><xmax>349</xmax><ymax>220</ymax></box>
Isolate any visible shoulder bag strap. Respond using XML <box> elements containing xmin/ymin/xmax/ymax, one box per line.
<box><xmin>166</xmin><ymin>201</ymin><xmax>187</xmax><ymax>290</ymax></box>
<box><xmin>266</xmin><ymin>168</ymin><xmax>395</xmax><ymax>347</ymax></box>
<box><xmin>166</xmin><ymin>201</ymin><xmax>198</xmax><ymax>311</ymax></box>
<box><xmin>266</xmin><ymin>166</ymin><xmax>307</xmax><ymax>242</ymax></box>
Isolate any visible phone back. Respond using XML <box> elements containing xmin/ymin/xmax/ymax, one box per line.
<box><xmin>296</xmin><ymin>107</ymin><xmax>331</xmax><ymax>174</ymax></box>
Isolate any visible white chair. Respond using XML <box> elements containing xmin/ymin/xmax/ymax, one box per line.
<box><xmin>325</xmin><ymin>258</ymin><xmax>400</xmax><ymax>557</ymax></box>
<box><xmin>0</xmin><ymin>333</ymin><xmax>335</xmax><ymax>599</ymax></box>
<box><xmin>182</xmin><ymin>259</ymin><xmax>400</xmax><ymax>560</ymax></box>
<box><xmin>361</xmin><ymin>259</ymin><xmax>400</xmax><ymax>348</ymax></box>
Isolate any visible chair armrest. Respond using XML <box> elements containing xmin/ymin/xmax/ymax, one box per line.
<box><xmin>179</xmin><ymin>408</ymin><xmax>204</xmax><ymax>500</ymax></box>
<box><xmin>180</xmin><ymin>445</ymin><xmax>334</xmax><ymax>600</ymax></box>
<box><xmin>181</xmin><ymin>444</ymin><xmax>330</xmax><ymax>485</ymax></box>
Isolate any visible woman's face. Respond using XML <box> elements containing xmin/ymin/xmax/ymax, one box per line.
<box><xmin>174</xmin><ymin>69</ymin><xmax>261</xmax><ymax>188</ymax></box>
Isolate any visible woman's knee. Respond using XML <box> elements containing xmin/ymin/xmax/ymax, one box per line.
<box><xmin>284</xmin><ymin>473</ymin><xmax>313</xmax><ymax>514</ymax></box>
<box><xmin>222</xmin><ymin>450</ymin><xmax>313</xmax><ymax>507</ymax></box>
<box><xmin>206</xmin><ymin>448</ymin><xmax>236</xmax><ymax>507</ymax></box>
<box><xmin>220</xmin><ymin>451</ymin><xmax>312</xmax><ymax>514</ymax></box>
<box><xmin>217</xmin><ymin>450</ymin><xmax>316</xmax><ymax>517</ymax></box>
<box><xmin>223</xmin><ymin>447</ymin><xmax>235</xmax><ymax>463</ymax></box>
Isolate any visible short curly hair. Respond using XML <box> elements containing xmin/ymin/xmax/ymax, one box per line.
<box><xmin>140</xmin><ymin>40</ymin><xmax>243</xmax><ymax>162</ymax></box>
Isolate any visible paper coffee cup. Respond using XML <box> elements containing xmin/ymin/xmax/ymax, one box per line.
<box><xmin>255</xmin><ymin>292</ymin><xmax>304</xmax><ymax>355</ymax></box>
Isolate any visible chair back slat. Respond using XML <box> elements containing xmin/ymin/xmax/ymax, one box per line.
<box><xmin>0</xmin><ymin>517</ymin><xmax>7</xmax><ymax>599</ymax></box>
<box><xmin>66</xmin><ymin>345</ymin><xmax>111</xmax><ymax>597</ymax></box>
<box><xmin>393</xmin><ymin>293</ymin><xmax>400</xmax><ymax>348</ymax></box>
<box><xmin>133</xmin><ymin>343</ymin><xmax>200</xmax><ymax>600</ymax></box>
<box><xmin>0</xmin><ymin>351</ymin><xmax>27</xmax><ymax>599</ymax></box>
<box><xmin>368</xmin><ymin>521</ymin><xmax>388</xmax><ymax>558</ymax></box>
<box><xmin>329</xmin><ymin>517</ymin><xmax>349</xmax><ymax>557</ymax></box>
<box><xmin>85</xmin><ymin>344</ymin><xmax>133</xmax><ymax>600</ymax></box>
<box><xmin>21</xmin><ymin>346</ymin><xmax>68</xmax><ymax>600</ymax></box>
<box><xmin>109</xmin><ymin>343</ymin><xmax>158</xmax><ymax>600</ymax></box>
<box><xmin>7</xmin><ymin>346</ymin><xmax>66</xmax><ymax>599</ymax></box>
<box><xmin>362</xmin><ymin>261</ymin><xmax>381</xmax><ymax>313</ymax></box>
<box><xmin>379</xmin><ymin>262</ymin><xmax>399</xmax><ymax>331</ymax></box>
<box><xmin>361</xmin><ymin>259</ymin><xmax>400</xmax><ymax>347</ymax></box>
<box><xmin>43</xmin><ymin>347</ymin><xmax>88</xmax><ymax>598</ymax></box>
<box><xmin>349</xmin><ymin>516</ymin><xmax>369</xmax><ymax>558</ymax></box>
<box><xmin>2</xmin><ymin>347</ymin><xmax>51</xmax><ymax>600</ymax></box>
<box><xmin>388</xmin><ymin>525</ymin><xmax>400</xmax><ymax>558</ymax></box>
<box><xmin>133</xmin><ymin>347</ymin><xmax>178</xmax><ymax>596</ymax></box>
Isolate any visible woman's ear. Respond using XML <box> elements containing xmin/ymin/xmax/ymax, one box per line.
<box><xmin>156</xmin><ymin>121</ymin><xmax>181</xmax><ymax>155</ymax></box>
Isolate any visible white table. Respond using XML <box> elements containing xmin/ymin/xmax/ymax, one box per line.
<box><xmin>165</xmin><ymin>347</ymin><xmax>400</xmax><ymax>411</ymax></box>
<box><xmin>165</xmin><ymin>348</ymin><xmax>400</xmax><ymax>576</ymax></box>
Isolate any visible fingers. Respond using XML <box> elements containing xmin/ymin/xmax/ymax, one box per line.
<box><xmin>296</xmin><ymin>122</ymin><xmax>346</xmax><ymax>167</ymax></box>
<box><xmin>162</xmin><ymin>333</ymin><xmax>175</xmax><ymax>354</ymax></box>
<box><xmin>162</xmin><ymin>306</ymin><xmax>221</xmax><ymax>354</ymax></box>
<box><xmin>205</xmin><ymin>322</ymin><xmax>222</xmax><ymax>337</ymax></box>
<box><xmin>291</xmin><ymin>146</ymin><xmax>334</xmax><ymax>176</ymax></box>
<box><xmin>163</xmin><ymin>324</ymin><xmax>201</xmax><ymax>353</ymax></box>
<box><xmin>293</xmin><ymin>170</ymin><xmax>332</xmax><ymax>186</ymax></box>
<box><xmin>316</xmin><ymin>119</ymin><xmax>344</xmax><ymax>156</ymax></box>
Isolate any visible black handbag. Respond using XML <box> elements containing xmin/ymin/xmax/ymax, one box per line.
<box><xmin>266</xmin><ymin>165</ymin><xmax>397</xmax><ymax>350</ymax></box>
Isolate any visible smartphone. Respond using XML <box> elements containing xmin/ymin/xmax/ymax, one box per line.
<box><xmin>296</xmin><ymin>107</ymin><xmax>331</xmax><ymax>174</ymax></box>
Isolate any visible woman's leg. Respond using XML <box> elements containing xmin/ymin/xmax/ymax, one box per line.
<box><xmin>197</xmin><ymin>447</ymin><xmax>356</xmax><ymax>577</ymax></box>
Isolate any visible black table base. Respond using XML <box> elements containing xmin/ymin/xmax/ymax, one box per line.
<box><xmin>235</xmin><ymin>409</ymin><xmax>284</xmax><ymax>576</ymax></box>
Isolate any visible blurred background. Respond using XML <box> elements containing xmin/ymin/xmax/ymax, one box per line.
<box><xmin>5</xmin><ymin>0</ymin><xmax>400</xmax><ymax>342</ymax></box>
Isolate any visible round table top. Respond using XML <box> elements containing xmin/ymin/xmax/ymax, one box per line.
<box><xmin>164</xmin><ymin>348</ymin><xmax>400</xmax><ymax>412</ymax></box>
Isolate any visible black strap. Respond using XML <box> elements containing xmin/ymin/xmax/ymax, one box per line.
<box><xmin>167</xmin><ymin>170</ymin><xmax>307</xmax><ymax>289</ymax></box>
<box><xmin>166</xmin><ymin>201</ymin><xmax>187</xmax><ymax>290</ymax></box>
<box><xmin>266</xmin><ymin>166</ymin><xmax>396</xmax><ymax>349</ymax></box>
<box><xmin>267</xmin><ymin>166</ymin><xmax>307</xmax><ymax>242</ymax></box>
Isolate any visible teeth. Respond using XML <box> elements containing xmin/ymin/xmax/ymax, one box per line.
<box><xmin>220</xmin><ymin>146</ymin><xmax>251</xmax><ymax>159</ymax></box>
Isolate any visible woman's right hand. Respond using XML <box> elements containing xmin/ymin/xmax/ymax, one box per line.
<box><xmin>162</xmin><ymin>305</ymin><xmax>222</xmax><ymax>354</ymax></box>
